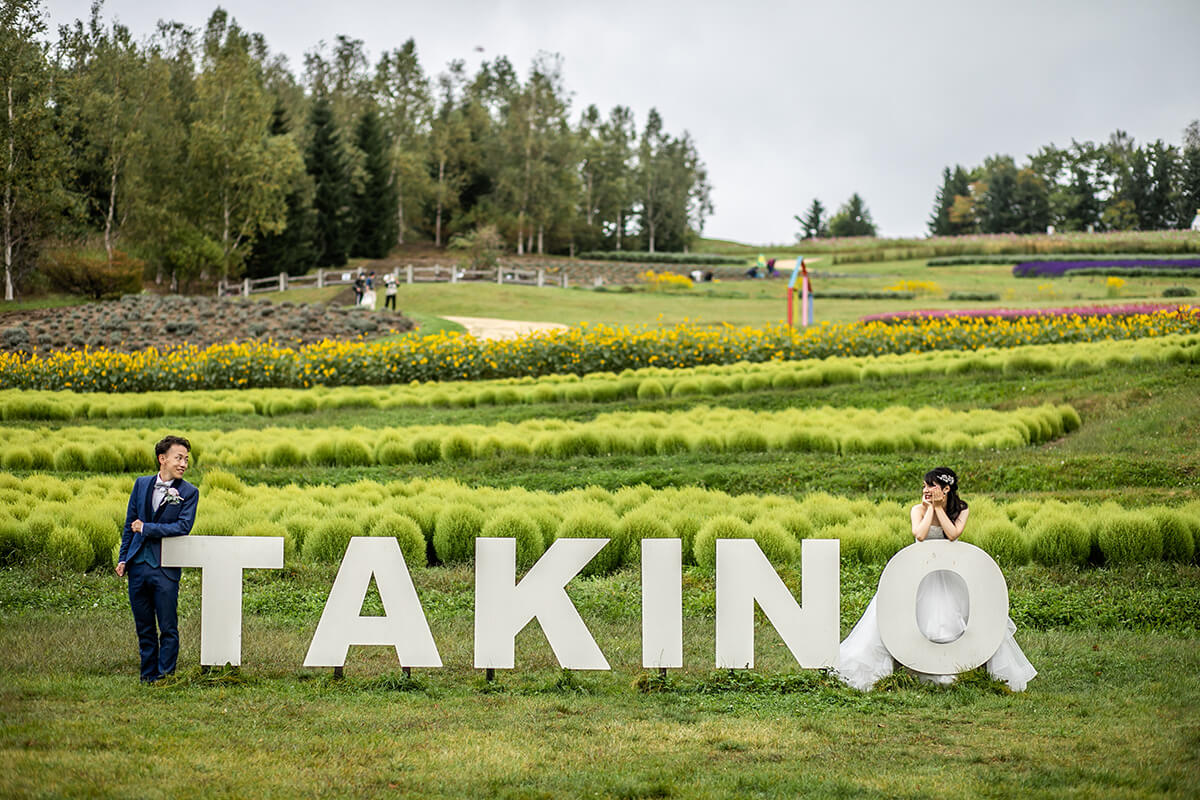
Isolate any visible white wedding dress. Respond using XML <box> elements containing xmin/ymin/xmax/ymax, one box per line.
<box><xmin>836</xmin><ymin>525</ymin><xmax>1037</xmax><ymax>692</ymax></box>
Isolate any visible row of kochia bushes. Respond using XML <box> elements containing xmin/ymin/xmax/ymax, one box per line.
<box><xmin>0</xmin><ymin>473</ymin><xmax>1195</xmax><ymax>574</ymax></box>
<box><xmin>0</xmin><ymin>403</ymin><xmax>1080</xmax><ymax>473</ymax></box>
<box><xmin>927</xmin><ymin>254</ymin><xmax>1200</xmax><ymax>266</ymax></box>
<box><xmin>0</xmin><ymin>333</ymin><xmax>1192</xmax><ymax>423</ymax></box>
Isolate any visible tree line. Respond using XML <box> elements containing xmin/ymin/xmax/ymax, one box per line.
<box><xmin>0</xmin><ymin>1</ymin><xmax>713</xmax><ymax>299</ymax></box>
<box><xmin>928</xmin><ymin>126</ymin><xmax>1200</xmax><ymax>237</ymax></box>
<box><xmin>794</xmin><ymin>193</ymin><xmax>877</xmax><ymax>240</ymax></box>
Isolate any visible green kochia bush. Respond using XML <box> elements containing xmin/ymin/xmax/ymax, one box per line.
<box><xmin>480</xmin><ymin>510</ymin><xmax>545</xmax><ymax>570</ymax></box>
<box><xmin>964</xmin><ymin>518</ymin><xmax>1030</xmax><ymax>567</ymax></box>
<box><xmin>1097</xmin><ymin>510</ymin><xmax>1163</xmax><ymax>565</ymax></box>
<box><xmin>266</xmin><ymin>441</ymin><xmax>303</xmax><ymax>467</ymax></box>
<box><xmin>557</xmin><ymin>509</ymin><xmax>623</xmax><ymax>577</ymax></box>
<box><xmin>1</xmin><ymin>448</ymin><xmax>34</xmax><ymax>470</ymax></box>
<box><xmin>72</xmin><ymin>510</ymin><xmax>119</xmax><ymax>567</ymax></box>
<box><xmin>4</xmin><ymin>474</ymin><xmax>1199</xmax><ymax>573</ymax></box>
<box><xmin>0</xmin><ymin>518</ymin><xmax>33</xmax><ymax>564</ymax></box>
<box><xmin>433</xmin><ymin>504</ymin><xmax>484</xmax><ymax>565</ymax></box>
<box><xmin>303</xmin><ymin>518</ymin><xmax>359</xmax><ymax>564</ymax></box>
<box><xmin>46</xmin><ymin>528</ymin><xmax>93</xmax><ymax>571</ymax></box>
<box><xmin>371</xmin><ymin>514</ymin><xmax>427</xmax><ymax>569</ymax></box>
<box><xmin>1029</xmin><ymin>514</ymin><xmax>1091</xmax><ymax>566</ymax></box>
<box><xmin>1153</xmin><ymin>510</ymin><xmax>1196</xmax><ymax>563</ymax></box>
<box><xmin>693</xmin><ymin>515</ymin><xmax>751</xmax><ymax>569</ymax></box>
<box><xmin>619</xmin><ymin>511</ymin><xmax>673</xmax><ymax>567</ymax></box>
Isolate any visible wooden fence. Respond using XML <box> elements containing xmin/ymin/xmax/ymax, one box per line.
<box><xmin>217</xmin><ymin>264</ymin><xmax>574</xmax><ymax>298</ymax></box>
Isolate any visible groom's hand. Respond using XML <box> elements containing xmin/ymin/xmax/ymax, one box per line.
<box><xmin>115</xmin><ymin>562</ymin><xmax>126</xmax><ymax>577</ymax></box>
<box><xmin>131</xmin><ymin>520</ymin><xmax>143</xmax><ymax>533</ymax></box>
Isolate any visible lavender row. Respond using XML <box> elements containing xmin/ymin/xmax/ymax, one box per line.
<box><xmin>1013</xmin><ymin>259</ymin><xmax>1200</xmax><ymax>277</ymax></box>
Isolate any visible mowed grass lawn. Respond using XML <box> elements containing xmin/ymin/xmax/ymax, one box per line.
<box><xmin>337</xmin><ymin>259</ymin><xmax>1198</xmax><ymax>328</ymax></box>
<box><xmin>2</xmin><ymin>561</ymin><xmax>1199</xmax><ymax>799</ymax></box>
<box><xmin>4</xmin><ymin>269</ymin><xmax>1200</xmax><ymax>797</ymax></box>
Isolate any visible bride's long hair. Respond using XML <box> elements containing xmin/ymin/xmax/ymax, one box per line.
<box><xmin>925</xmin><ymin>467</ymin><xmax>967</xmax><ymax>521</ymax></box>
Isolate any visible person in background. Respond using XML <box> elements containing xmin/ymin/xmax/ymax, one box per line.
<box><xmin>383</xmin><ymin>271</ymin><xmax>398</xmax><ymax>311</ymax></box>
<box><xmin>353</xmin><ymin>273</ymin><xmax>365</xmax><ymax>306</ymax></box>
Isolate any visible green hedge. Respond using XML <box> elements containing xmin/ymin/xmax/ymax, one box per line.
<box><xmin>1</xmin><ymin>474</ymin><xmax>1196</xmax><ymax>574</ymax></box>
<box><xmin>1</xmin><ymin>333</ymin><xmax>1195</xmax><ymax>423</ymax></box>
<box><xmin>928</xmin><ymin>253</ymin><xmax>1200</xmax><ymax>267</ymax></box>
<box><xmin>947</xmin><ymin>292</ymin><xmax>1002</xmax><ymax>301</ymax></box>
<box><xmin>0</xmin><ymin>403</ymin><xmax>1082</xmax><ymax>474</ymax></box>
<box><xmin>578</xmin><ymin>251</ymin><xmax>744</xmax><ymax>265</ymax></box>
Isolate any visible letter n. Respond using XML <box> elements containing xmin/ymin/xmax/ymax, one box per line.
<box><xmin>715</xmin><ymin>539</ymin><xmax>839</xmax><ymax>669</ymax></box>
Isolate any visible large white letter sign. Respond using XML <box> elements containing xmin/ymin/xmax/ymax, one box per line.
<box><xmin>304</xmin><ymin>537</ymin><xmax>441</xmax><ymax>668</ymax></box>
<box><xmin>642</xmin><ymin>539</ymin><xmax>682</xmax><ymax>668</ymax></box>
<box><xmin>715</xmin><ymin>539</ymin><xmax>840</xmax><ymax>669</ymax></box>
<box><xmin>161</xmin><ymin>535</ymin><xmax>284</xmax><ymax>667</ymax></box>
<box><xmin>876</xmin><ymin>541</ymin><xmax>1007</xmax><ymax>675</ymax></box>
<box><xmin>475</xmin><ymin>538</ymin><xmax>610</xmax><ymax>670</ymax></box>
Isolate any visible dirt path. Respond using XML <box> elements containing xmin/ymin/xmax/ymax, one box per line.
<box><xmin>442</xmin><ymin>316</ymin><xmax>569</xmax><ymax>340</ymax></box>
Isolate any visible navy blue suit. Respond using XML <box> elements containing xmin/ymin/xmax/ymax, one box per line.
<box><xmin>119</xmin><ymin>475</ymin><xmax>198</xmax><ymax>681</ymax></box>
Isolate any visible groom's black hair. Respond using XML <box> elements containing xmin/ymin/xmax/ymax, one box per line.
<box><xmin>925</xmin><ymin>466</ymin><xmax>967</xmax><ymax>521</ymax></box>
<box><xmin>155</xmin><ymin>435</ymin><xmax>191</xmax><ymax>458</ymax></box>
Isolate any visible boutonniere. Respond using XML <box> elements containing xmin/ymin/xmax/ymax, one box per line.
<box><xmin>163</xmin><ymin>487</ymin><xmax>182</xmax><ymax>505</ymax></box>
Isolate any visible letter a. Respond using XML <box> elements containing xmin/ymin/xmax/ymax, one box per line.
<box><xmin>304</xmin><ymin>537</ymin><xmax>441</xmax><ymax>668</ymax></box>
<box><xmin>475</xmin><ymin>538</ymin><xmax>610</xmax><ymax>670</ymax></box>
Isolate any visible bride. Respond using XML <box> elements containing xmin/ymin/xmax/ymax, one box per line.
<box><xmin>835</xmin><ymin>467</ymin><xmax>1037</xmax><ymax>691</ymax></box>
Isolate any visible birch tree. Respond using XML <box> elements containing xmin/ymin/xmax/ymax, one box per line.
<box><xmin>56</xmin><ymin>5</ymin><xmax>160</xmax><ymax>262</ymax></box>
<box><xmin>0</xmin><ymin>0</ymin><xmax>66</xmax><ymax>300</ymax></box>
<box><xmin>374</xmin><ymin>39</ymin><xmax>431</xmax><ymax>246</ymax></box>
<box><xmin>188</xmin><ymin>10</ymin><xmax>302</xmax><ymax>279</ymax></box>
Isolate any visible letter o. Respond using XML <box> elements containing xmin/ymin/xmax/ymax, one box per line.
<box><xmin>876</xmin><ymin>541</ymin><xmax>1008</xmax><ymax>675</ymax></box>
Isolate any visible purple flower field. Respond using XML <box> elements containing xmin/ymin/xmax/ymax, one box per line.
<box><xmin>860</xmin><ymin>302</ymin><xmax>1192</xmax><ymax>324</ymax></box>
<box><xmin>1013</xmin><ymin>259</ymin><xmax>1200</xmax><ymax>277</ymax></box>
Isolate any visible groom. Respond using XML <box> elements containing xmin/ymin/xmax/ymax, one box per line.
<box><xmin>116</xmin><ymin>435</ymin><xmax>199</xmax><ymax>682</ymax></box>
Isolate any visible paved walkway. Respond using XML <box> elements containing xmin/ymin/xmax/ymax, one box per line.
<box><xmin>442</xmin><ymin>316</ymin><xmax>569</xmax><ymax>340</ymax></box>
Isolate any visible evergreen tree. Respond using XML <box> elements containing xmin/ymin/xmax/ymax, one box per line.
<box><xmin>796</xmin><ymin>197</ymin><xmax>827</xmax><ymax>239</ymax></box>
<box><xmin>937</xmin><ymin>166</ymin><xmax>975</xmax><ymax>234</ymax></box>
<box><xmin>1011</xmin><ymin>168</ymin><xmax>1050</xmax><ymax>233</ymax></box>
<box><xmin>306</xmin><ymin>94</ymin><xmax>352</xmax><ymax>266</ymax></box>
<box><xmin>350</xmin><ymin>105</ymin><xmax>398</xmax><ymax>258</ymax></box>
<box><xmin>1062</xmin><ymin>164</ymin><xmax>1099</xmax><ymax>232</ymax></box>
<box><xmin>1144</xmin><ymin>140</ymin><xmax>1178</xmax><ymax>230</ymax></box>
<box><xmin>978</xmin><ymin>155</ymin><xmax>1019</xmax><ymax>233</ymax></box>
<box><xmin>828</xmin><ymin>193</ymin><xmax>876</xmax><ymax>237</ymax></box>
<box><xmin>246</xmin><ymin>100</ymin><xmax>317</xmax><ymax>277</ymax></box>
<box><xmin>927</xmin><ymin>167</ymin><xmax>954</xmax><ymax>236</ymax></box>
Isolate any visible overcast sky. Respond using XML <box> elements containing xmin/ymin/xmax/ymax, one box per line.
<box><xmin>46</xmin><ymin>0</ymin><xmax>1200</xmax><ymax>244</ymax></box>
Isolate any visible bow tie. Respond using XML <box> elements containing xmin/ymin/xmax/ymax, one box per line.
<box><xmin>155</xmin><ymin>480</ymin><xmax>172</xmax><ymax>490</ymax></box>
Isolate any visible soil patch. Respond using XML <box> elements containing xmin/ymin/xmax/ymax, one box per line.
<box><xmin>0</xmin><ymin>294</ymin><xmax>414</xmax><ymax>354</ymax></box>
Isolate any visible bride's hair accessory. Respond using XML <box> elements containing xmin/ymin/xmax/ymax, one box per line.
<box><xmin>936</xmin><ymin>473</ymin><xmax>955</xmax><ymax>486</ymax></box>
